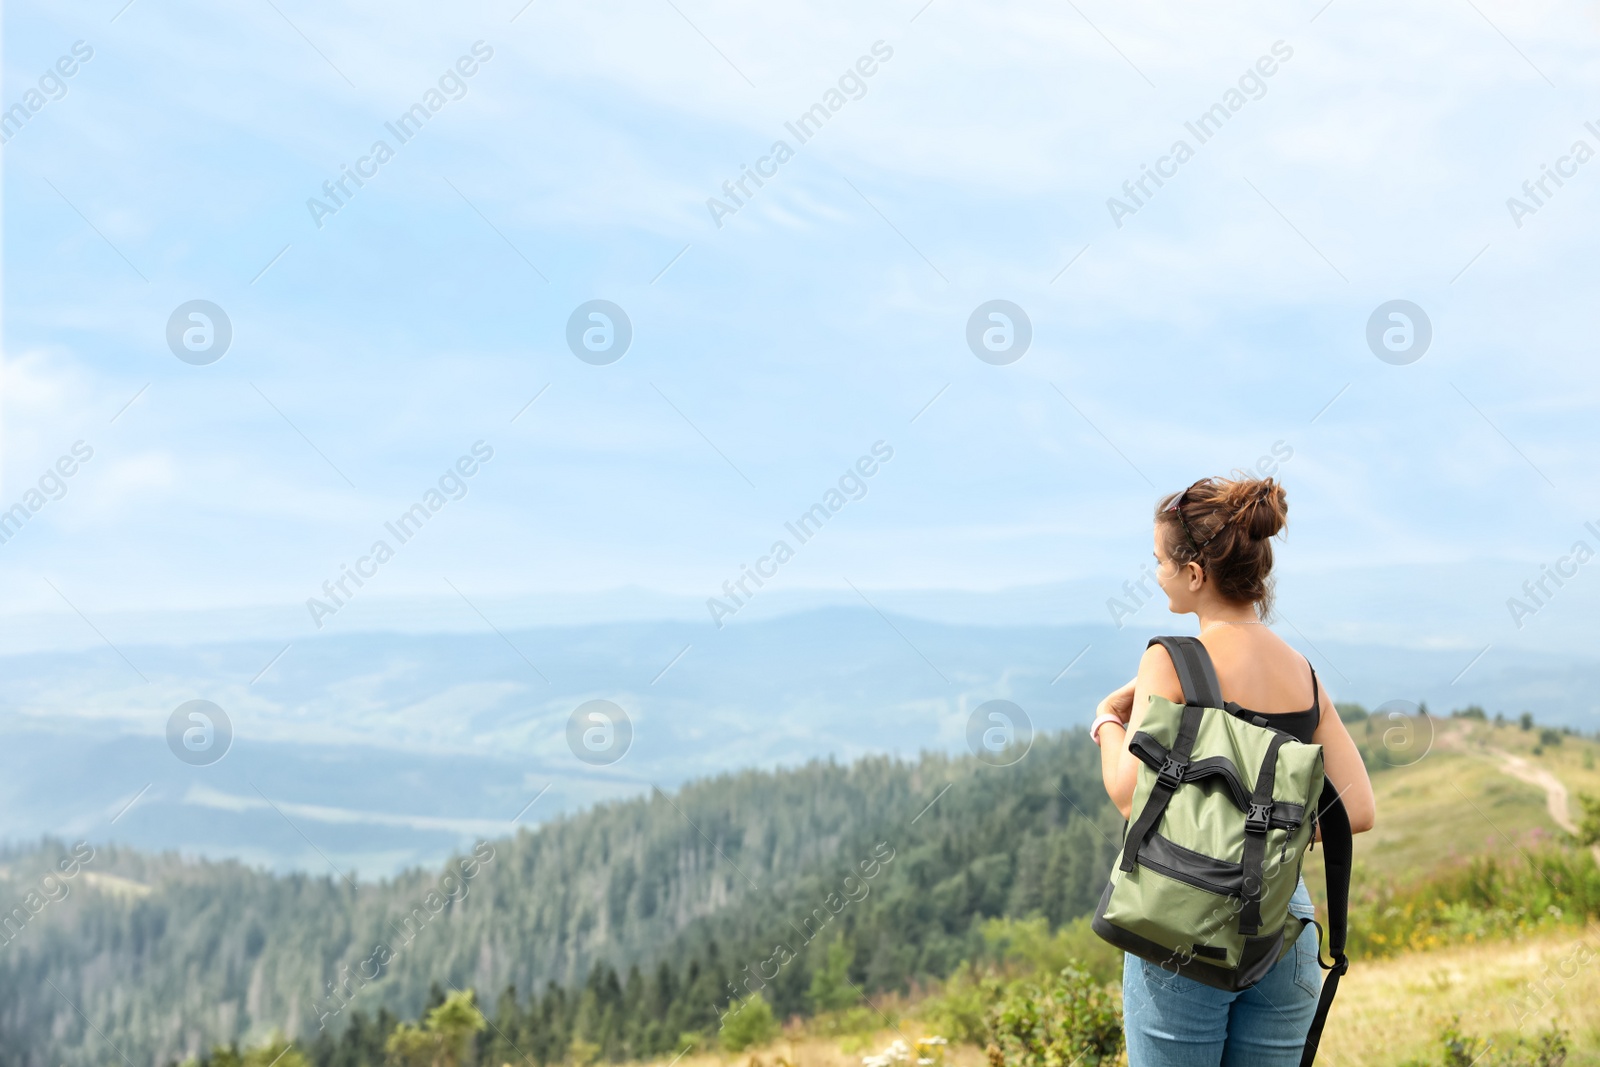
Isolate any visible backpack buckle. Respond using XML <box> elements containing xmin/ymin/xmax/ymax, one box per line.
<box><xmin>1245</xmin><ymin>803</ymin><xmax>1272</xmax><ymax>834</ymax></box>
<box><xmin>1158</xmin><ymin>757</ymin><xmax>1187</xmax><ymax>789</ymax></box>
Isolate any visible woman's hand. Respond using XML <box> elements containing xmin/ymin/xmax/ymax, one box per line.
<box><xmin>1097</xmin><ymin>678</ymin><xmax>1138</xmax><ymax>723</ymax></box>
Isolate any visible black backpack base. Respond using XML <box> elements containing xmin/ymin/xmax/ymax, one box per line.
<box><xmin>1093</xmin><ymin>883</ymin><xmax>1306</xmax><ymax>992</ymax></box>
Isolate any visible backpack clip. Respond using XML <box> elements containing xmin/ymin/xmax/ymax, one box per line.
<box><xmin>1244</xmin><ymin>803</ymin><xmax>1272</xmax><ymax>834</ymax></box>
<box><xmin>1158</xmin><ymin>756</ymin><xmax>1187</xmax><ymax>789</ymax></box>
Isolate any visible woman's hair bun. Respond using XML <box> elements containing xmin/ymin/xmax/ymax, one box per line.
<box><xmin>1154</xmin><ymin>473</ymin><xmax>1288</xmax><ymax>616</ymax></box>
<box><xmin>1221</xmin><ymin>476</ymin><xmax>1287</xmax><ymax>541</ymax></box>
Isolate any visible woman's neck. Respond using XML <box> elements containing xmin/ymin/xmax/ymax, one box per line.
<box><xmin>1195</xmin><ymin>605</ymin><xmax>1261</xmax><ymax>632</ymax></box>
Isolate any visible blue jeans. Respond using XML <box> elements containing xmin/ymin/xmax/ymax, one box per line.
<box><xmin>1121</xmin><ymin>880</ymin><xmax>1322</xmax><ymax>1067</ymax></box>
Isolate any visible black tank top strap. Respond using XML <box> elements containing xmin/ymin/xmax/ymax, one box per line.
<box><xmin>1222</xmin><ymin>656</ymin><xmax>1321</xmax><ymax>744</ymax></box>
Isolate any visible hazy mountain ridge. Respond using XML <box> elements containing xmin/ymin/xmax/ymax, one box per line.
<box><xmin>3</xmin><ymin>608</ymin><xmax>1594</xmax><ymax>878</ymax></box>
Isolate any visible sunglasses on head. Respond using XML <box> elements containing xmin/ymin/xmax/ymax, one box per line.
<box><xmin>1165</xmin><ymin>484</ymin><xmax>1217</xmax><ymax>558</ymax></box>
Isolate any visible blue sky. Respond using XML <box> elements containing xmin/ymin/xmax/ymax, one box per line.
<box><xmin>4</xmin><ymin>0</ymin><xmax>1599</xmax><ymax>659</ymax></box>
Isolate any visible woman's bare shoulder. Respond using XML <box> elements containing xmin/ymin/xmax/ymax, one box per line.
<box><xmin>1136</xmin><ymin>642</ymin><xmax>1185</xmax><ymax>704</ymax></box>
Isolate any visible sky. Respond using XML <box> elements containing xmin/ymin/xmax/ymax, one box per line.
<box><xmin>4</xmin><ymin>0</ymin><xmax>1600</xmax><ymax>659</ymax></box>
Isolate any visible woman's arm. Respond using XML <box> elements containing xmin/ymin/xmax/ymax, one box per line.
<box><xmin>1099</xmin><ymin>644</ymin><xmax>1185</xmax><ymax>818</ymax></box>
<box><xmin>1313</xmin><ymin>688</ymin><xmax>1377</xmax><ymax>833</ymax></box>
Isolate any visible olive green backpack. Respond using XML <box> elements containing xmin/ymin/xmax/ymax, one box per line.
<box><xmin>1093</xmin><ymin>636</ymin><xmax>1352</xmax><ymax>1066</ymax></box>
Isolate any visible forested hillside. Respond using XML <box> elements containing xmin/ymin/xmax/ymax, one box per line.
<box><xmin>0</xmin><ymin>731</ymin><xmax>1118</xmax><ymax>1067</ymax></box>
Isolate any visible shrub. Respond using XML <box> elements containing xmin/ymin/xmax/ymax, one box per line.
<box><xmin>1453</xmin><ymin>705</ymin><xmax>1487</xmax><ymax>721</ymax></box>
<box><xmin>1522</xmin><ymin>712</ymin><xmax>1536</xmax><ymax>731</ymax></box>
<box><xmin>809</xmin><ymin>937</ymin><xmax>858</xmax><ymax>1013</ymax></box>
<box><xmin>567</xmin><ymin>1038</ymin><xmax>601</xmax><ymax>1066</ymax></box>
<box><xmin>190</xmin><ymin>1038</ymin><xmax>308</xmax><ymax>1067</ymax></box>
<box><xmin>917</xmin><ymin>962</ymin><xmax>998</xmax><ymax>1046</ymax></box>
<box><xmin>1349</xmin><ymin>847</ymin><xmax>1600</xmax><ymax>957</ymax></box>
<box><xmin>983</xmin><ymin>967</ymin><xmax>1121</xmax><ymax>1067</ymax></box>
<box><xmin>385</xmin><ymin>990</ymin><xmax>485</xmax><ymax>1067</ymax></box>
<box><xmin>979</xmin><ymin>915</ymin><xmax>1121</xmax><ymax>986</ymax></box>
<box><xmin>243</xmin><ymin>1039</ymin><xmax>307</xmax><ymax>1067</ymax></box>
<box><xmin>1541</xmin><ymin>728</ymin><xmax>1564</xmax><ymax>747</ymax></box>
<box><xmin>721</xmin><ymin>992</ymin><xmax>780</xmax><ymax>1052</ymax></box>
<box><xmin>1577</xmin><ymin>793</ymin><xmax>1600</xmax><ymax>847</ymax></box>
<box><xmin>1400</xmin><ymin>1016</ymin><xmax>1567</xmax><ymax>1067</ymax></box>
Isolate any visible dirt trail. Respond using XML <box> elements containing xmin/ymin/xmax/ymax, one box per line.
<box><xmin>1440</xmin><ymin>722</ymin><xmax>1597</xmax><ymax>860</ymax></box>
<box><xmin>1492</xmin><ymin>750</ymin><xmax>1578</xmax><ymax>834</ymax></box>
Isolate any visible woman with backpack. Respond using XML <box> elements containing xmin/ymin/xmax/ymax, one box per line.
<box><xmin>1090</xmin><ymin>475</ymin><xmax>1376</xmax><ymax>1066</ymax></box>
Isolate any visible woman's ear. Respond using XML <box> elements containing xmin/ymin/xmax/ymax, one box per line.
<box><xmin>1185</xmin><ymin>561</ymin><xmax>1205</xmax><ymax>591</ymax></box>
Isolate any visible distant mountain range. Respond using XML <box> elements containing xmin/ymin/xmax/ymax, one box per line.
<box><xmin>1</xmin><ymin>604</ymin><xmax>1595</xmax><ymax>876</ymax></box>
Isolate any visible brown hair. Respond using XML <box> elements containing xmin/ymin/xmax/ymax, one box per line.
<box><xmin>1155</xmin><ymin>474</ymin><xmax>1289</xmax><ymax>618</ymax></box>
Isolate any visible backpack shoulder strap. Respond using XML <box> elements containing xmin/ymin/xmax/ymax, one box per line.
<box><xmin>1299</xmin><ymin>784</ymin><xmax>1353</xmax><ymax>1066</ymax></box>
<box><xmin>1147</xmin><ymin>636</ymin><xmax>1224</xmax><ymax>709</ymax></box>
<box><xmin>1118</xmin><ymin>637</ymin><xmax>1218</xmax><ymax>874</ymax></box>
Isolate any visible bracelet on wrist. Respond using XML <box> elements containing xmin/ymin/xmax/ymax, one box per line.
<box><xmin>1090</xmin><ymin>713</ymin><xmax>1127</xmax><ymax>746</ymax></box>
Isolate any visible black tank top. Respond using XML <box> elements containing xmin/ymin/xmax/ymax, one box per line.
<box><xmin>1222</xmin><ymin>662</ymin><xmax>1321</xmax><ymax>744</ymax></box>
